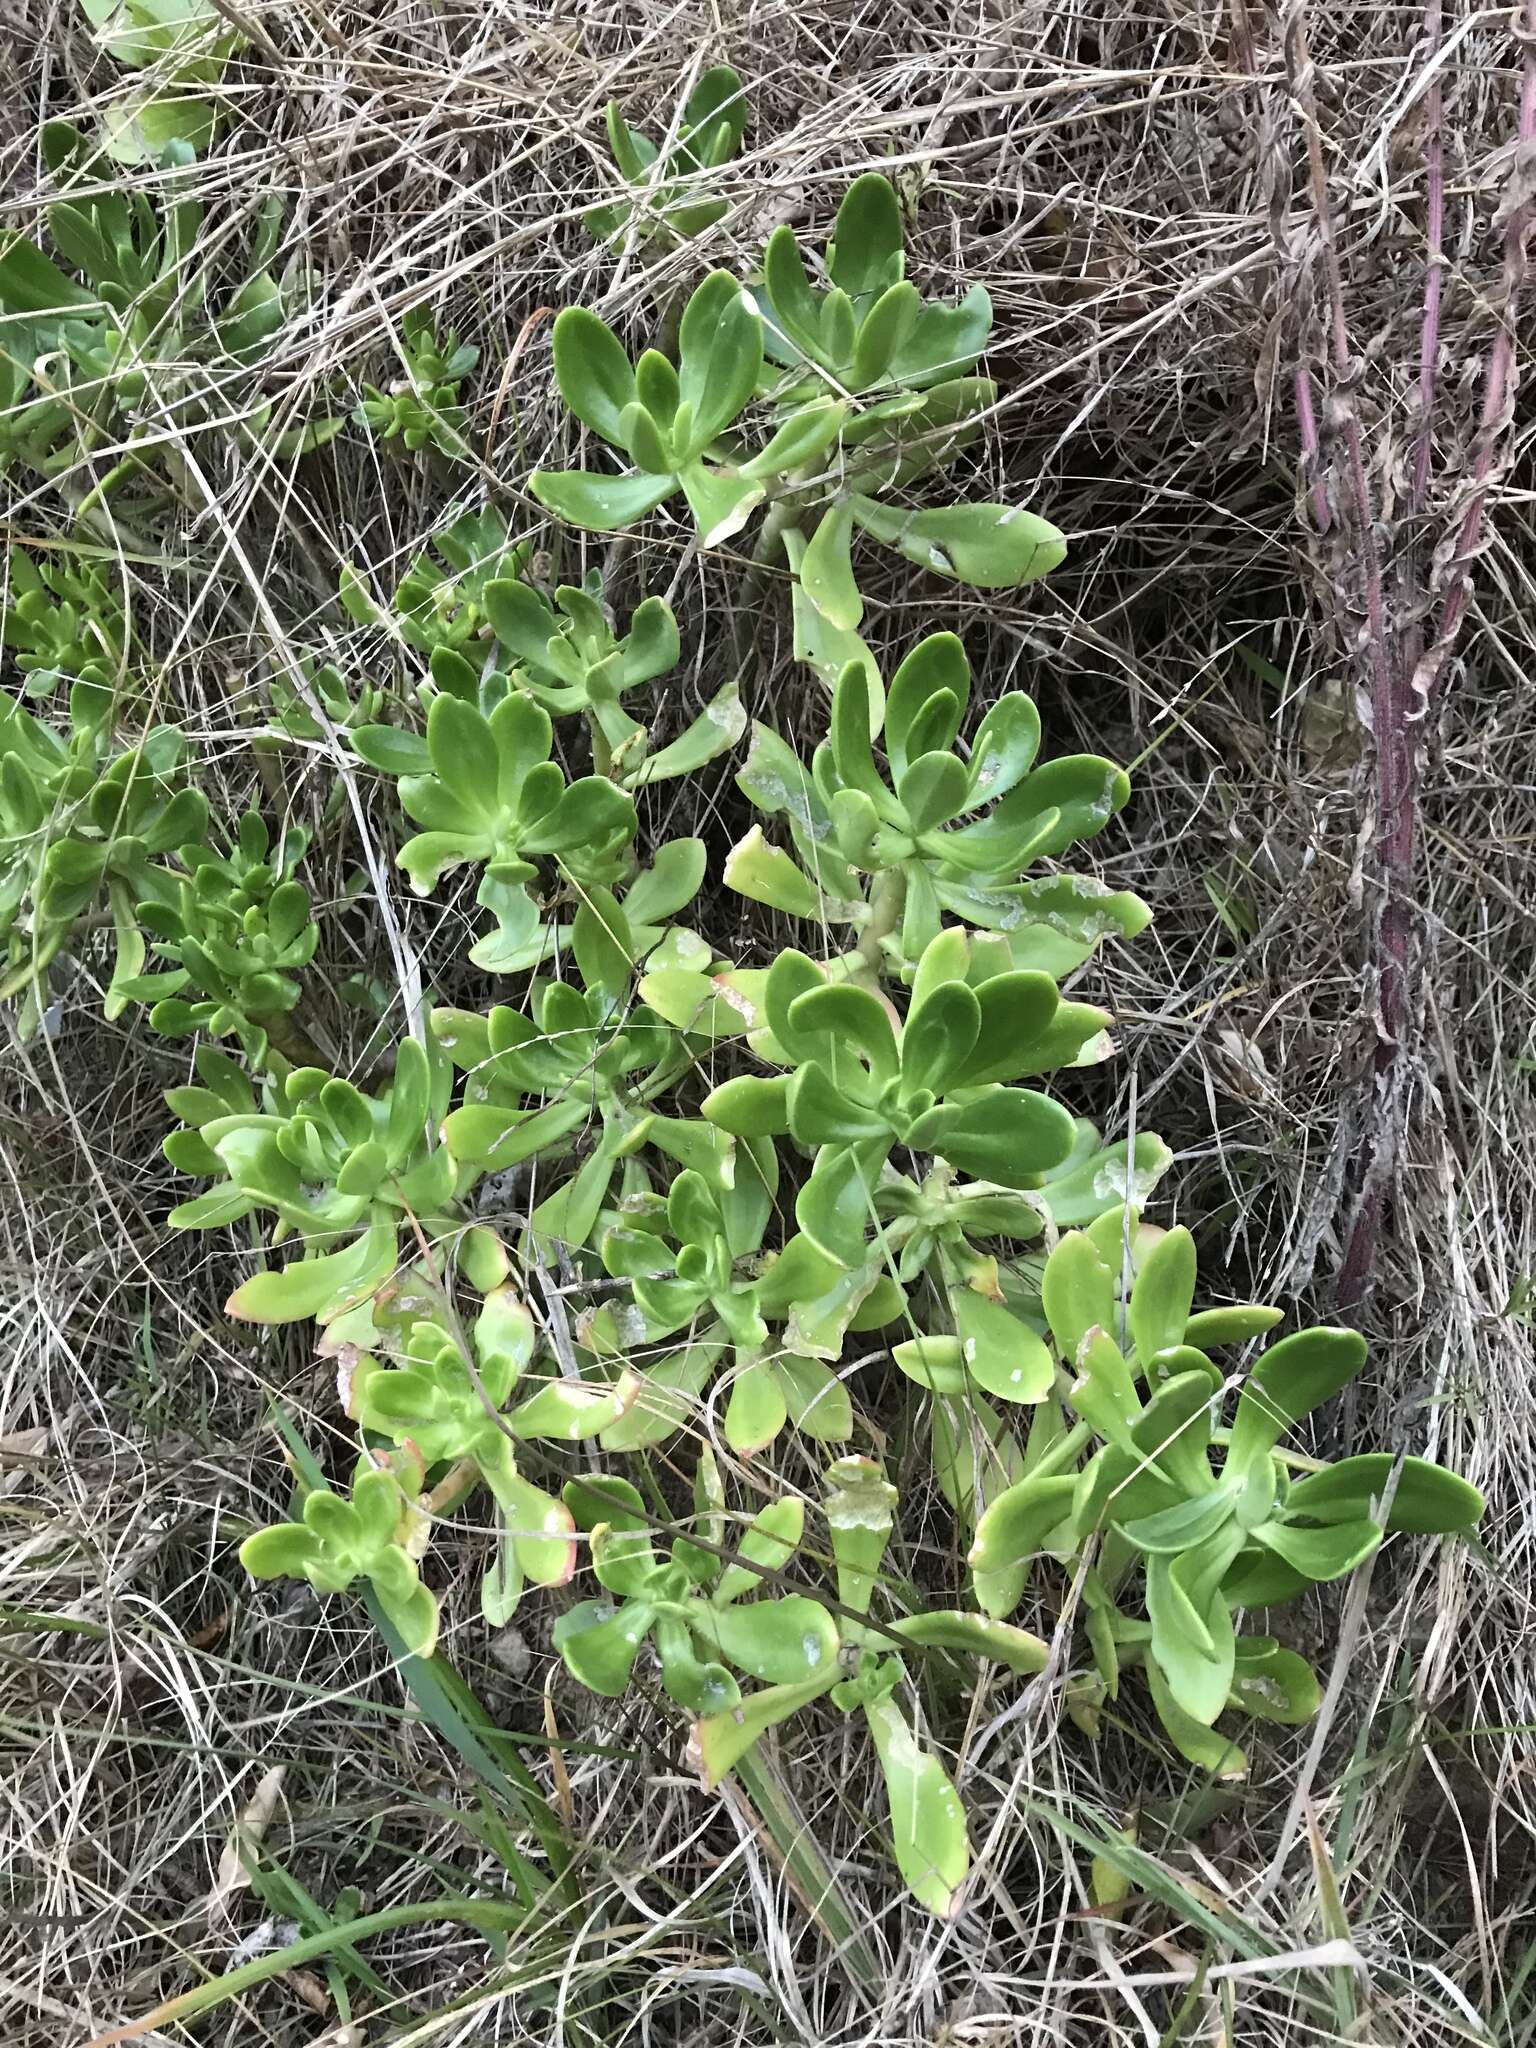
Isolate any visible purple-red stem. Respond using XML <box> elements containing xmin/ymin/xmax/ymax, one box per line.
<box><xmin>1416</xmin><ymin>1</ymin><xmax>1536</xmax><ymax>708</ymax></box>
<box><xmin>1411</xmin><ymin>0</ymin><xmax>1446</xmax><ymax>516</ymax></box>
<box><xmin>1281</xmin><ymin>1</ymin><xmax>1401</xmax><ymax>831</ymax></box>
<box><xmin>1336</xmin><ymin>0</ymin><xmax>1536</xmax><ymax>1305</ymax></box>
<box><xmin>1293</xmin><ymin>365</ymin><xmax>1332</xmax><ymax>530</ymax></box>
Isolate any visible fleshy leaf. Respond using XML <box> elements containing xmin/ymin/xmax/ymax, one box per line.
<box><xmin>862</xmin><ymin>1691</ymin><xmax>969</xmax><ymax>1916</ymax></box>
<box><xmin>887</xmin><ymin>1609</ymin><xmax>1049</xmax><ymax>1676</ymax></box>
<box><xmin>850</xmin><ymin>496</ymin><xmax>1067</xmax><ymax>589</ymax></box>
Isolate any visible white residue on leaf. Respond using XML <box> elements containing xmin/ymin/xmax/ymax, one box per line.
<box><xmin>706</xmin><ymin>693</ymin><xmax>747</xmax><ymax>734</ymax></box>
<box><xmin>334</xmin><ymin>1343</ymin><xmax>361</xmax><ymax>1411</ymax></box>
<box><xmin>1235</xmin><ymin>1675</ymin><xmax>1290</xmax><ymax>1711</ymax></box>
<box><xmin>1071</xmin><ymin>1030</ymin><xmax>1116</xmax><ymax>1068</ymax></box>
<box><xmin>714</xmin><ymin>976</ymin><xmax>758</xmax><ymax>1024</ymax></box>
<box><xmin>1092</xmin><ymin>1153</ymin><xmax>1163</xmax><ymax>1204</ymax></box>
<box><xmin>614</xmin><ymin>1303</ymin><xmax>649</xmax><ymax>1347</ymax></box>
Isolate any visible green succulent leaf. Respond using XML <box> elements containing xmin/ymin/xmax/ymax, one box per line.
<box><xmin>1035</xmin><ymin>1132</ymin><xmax>1174</xmax><ymax>1228</ymax></box>
<box><xmin>886</xmin><ymin>1608</ymin><xmax>1050</xmax><ymax>1676</ymax></box>
<box><xmin>225</xmin><ymin>1222</ymin><xmax>396</xmax><ymax>1326</ymax></box>
<box><xmin>1229</xmin><ymin>1638</ymin><xmax>1322</xmax><ymax>1724</ymax></box>
<box><xmin>824</xmin><ymin>1455</ymin><xmax>897</xmax><ymax>1632</ymax></box>
<box><xmin>944</xmin><ymin>1289</ymin><xmax>1052</xmax><ymax>1405</ymax></box>
<box><xmin>828</xmin><ymin>174</ymin><xmax>904</xmax><ymax>301</ymax></box>
<box><xmin>798</xmin><ymin>500</ymin><xmax>862</xmax><ymax>630</ymax></box>
<box><xmin>711</xmin><ymin>1497</ymin><xmax>804</xmax><ymax>1604</ymax></box>
<box><xmin>1127</xmin><ymin>1226</ymin><xmax>1197</xmax><ymax>1365</ymax></box>
<box><xmin>776</xmin><ymin>1353</ymin><xmax>853</xmax><ymax>1441</ymax></box>
<box><xmin>862</xmin><ymin>1690</ymin><xmax>969</xmax><ymax>1917</ymax></box>
<box><xmin>723</xmin><ymin>1354</ymin><xmax>789</xmax><ymax>1456</ymax></box>
<box><xmin>676</xmin><ymin>270</ymin><xmax>763</xmax><ymax>455</ymax></box>
<box><xmin>722</xmin><ymin>825</ymin><xmax>825</xmax><ymax>921</ymax></box>
<box><xmin>1048</xmin><ymin>1228</ymin><xmax>1122</xmax><ymax>1359</ymax></box>
<box><xmin>692</xmin><ymin>1672</ymin><xmax>837</xmax><ymax>1787</ymax></box>
<box><xmin>907</xmin><ymin>1087</ymin><xmax>1075</xmax><ymax>1186</ymax></box>
<box><xmin>240</xmin><ymin>1523</ymin><xmax>321</xmax><ymax>1577</ymax></box>
<box><xmin>554</xmin><ymin>1597</ymin><xmax>654</xmax><ymax>1696</ymax></box>
<box><xmin>1118</xmin><ymin>1488</ymin><xmax>1237</xmax><ymax>1556</ymax></box>
<box><xmin>1254</xmin><ymin>1517</ymin><xmax>1382</xmax><ymax>1582</ymax></box>
<box><xmin>1283</xmin><ymin>1454</ymin><xmax>1483</xmax><ymax>1534</ymax></box>
<box><xmin>678</xmin><ymin>462</ymin><xmax>766</xmax><ymax>548</ymax></box>
<box><xmin>530</xmin><ymin>469</ymin><xmax>677</xmax><ymax>531</ymax></box>
<box><xmin>795</xmin><ymin>1144</ymin><xmax>877</xmax><ymax>1267</ymax></box>
<box><xmin>1227</xmin><ymin>1327</ymin><xmax>1368</xmax><ymax>1477</ymax></box>
<box><xmin>740</xmin><ymin>398</ymin><xmax>847</xmax><ymax>480</ymax></box>
<box><xmin>1181</xmin><ymin>1305</ymin><xmax>1286</xmax><ymax>1349</ymax></box>
<box><xmin>1144</xmin><ymin>1658</ymin><xmax>1249</xmax><ymax>1779</ymax></box>
<box><xmin>551</xmin><ymin>306</ymin><xmax>638</xmax><ymax>445</ymax></box>
<box><xmin>850</xmin><ymin>496</ymin><xmax>1066</xmax><ymax>589</ymax></box>
<box><xmin>701</xmin><ymin>1597</ymin><xmax>839</xmax><ymax>1686</ymax></box>
<box><xmin>967</xmin><ymin>1475</ymin><xmax>1077</xmax><ymax>1611</ymax></box>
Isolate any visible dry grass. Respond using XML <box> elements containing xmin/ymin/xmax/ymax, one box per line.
<box><xmin>2</xmin><ymin>0</ymin><xmax>1534</xmax><ymax>2041</ymax></box>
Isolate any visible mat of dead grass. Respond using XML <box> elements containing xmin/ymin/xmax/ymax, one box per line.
<box><xmin>2</xmin><ymin>2</ymin><xmax>1533</xmax><ymax>2042</ymax></box>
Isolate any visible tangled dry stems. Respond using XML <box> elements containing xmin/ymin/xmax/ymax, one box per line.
<box><xmin>1</xmin><ymin>0</ymin><xmax>1533</xmax><ymax>2041</ymax></box>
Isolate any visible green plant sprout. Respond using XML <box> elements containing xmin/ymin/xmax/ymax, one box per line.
<box><xmin>483</xmin><ymin>572</ymin><xmax>745</xmax><ymax>788</ymax></box>
<box><xmin>704</xmin><ymin>936</ymin><xmax>1088</xmax><ymax>1236</ymax></box>
<box><xmin>351</xmin><ymin>665</ymin><xmax>639</xmax><ymax>967</ymax></box>
<box><xmin>0</xmin><ymin>123</ymin><xmax>332</xmax><ymax>505</ymax></box>
<box><xmin>755</xmin><ymin>173</ymin><xmax>993</xmax><ymax>405</ymax></box>
<box><xmin>339</xmin><ymin>509</ymin><xmax>528</xmax><ymax>659</ymax></box>
<box><xmin>433</xmin><ymin>881</ymin><xmax>699</xmax><ymax>1222</ymax></box>
<box><xmin>0</xmin><ymin>681</ymin><xmax>206</xmax><ymax>1022</ymax></box>
<box><xmin>585</xmin><ymin>66</ymin><xmax>748</xmax><ymax>250</ymax></box>
<box><xmin>77</xmin><ymin>0</ymin><xmax>236</xmax><ymax>161</ymax></box>
<box><xmin>1</xmin><ymin>545</ymin><xmax>126</xmax><ymax>690</ymax></box>
<box><xmin>357</xmin><ymin>305</ymin><xmax>479</xmax><ymax>458</ymax></box>
<box><xmin>242</xmin><ymin>1449</ymin><xmax>438</xmax><ymax>1652</ymax></box>
<box><xmin>349</xmin><ymin>576</ymin><xmax>741</xmax><ymax>972</ymax></box>
<box><xmin>587</xmin><ymin>1142</ymin><xmax>878</xmax><ymax>1454</ymax></box>
<box><xmin>260</xmin><ymin>655</ymin><xmax>387</xmax><ymax>750</ymax></box>
<box><xmin>962</xmin><ymin>1212</ymin><xmax>1485</xmax><ymax>1772</ymax></box>
<box><xmin>530</xmin><ymin>178</ymin><xmax>1064</xmax><ymax>689</ymax></box>
<box><xmin>691</xmin><ymin>1456</ymin><xmax>1050</xmax><ymax>1916</ymax></box>
<box><xmin>115</xmin><ymin>811</ymin><xmax>321</xmax><ymax>1066</ymax></box>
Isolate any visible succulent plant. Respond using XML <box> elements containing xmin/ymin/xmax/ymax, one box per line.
<box><xmin>0</xmin><ymin>681</ymin><xmax>207</xmax><ymax>1020</ymax></box>
<box><xmin>113</xmin><ymin>811</ymin><xmax>319</xmax><ymax>1063</ymax></box>
<box><xmin>727</xmin><ymin>635</ymin><xmax>1149</xmax><ymax>981</ymax></box>
<box><xmin>585</xmin><ymin>66</ymin><xmax>748</xmax><ymax>250</ymax></box>
<box><xmin>555</xmin><ymin>1455</ymin><xmax>839</xmax><ymax>1713</ymax></box>
<box><xmin>692</xmin><ymin>1457</ymin><xmax>1050</xmax><ymax>1916</ymax></box>
<box><xmin>357</xmin><ymin>304</ymin><xmax>478</xmax><ymax>458</ymax></box>
<box><xmin>343</xmin><ymin>1279</ymin><xmax>638</xmax><ymax>1623</ymax></box>
<box><xmin>962</xmin><ymin>1213</ymin><xmax>1485</xmax><ymax>1770</ymax></box>
<box><xmin>529</xmin><ymin>188</ymin><xmax>1066</xmax><ymax>688</ymax></box>
<box><xmin>1</xmin><ymin>545</ymin><xmax>126</xmax><ymax>688</ymax></box>
<box><xmin>163</xmin><ymin>1033</ymin><xmax>493</xmax><ymax>1324</ymax></box>
<box><xmin>241</xmin><ymin>1452</ymin><xmax>439</xmax><ymax>1655</ymax></box>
